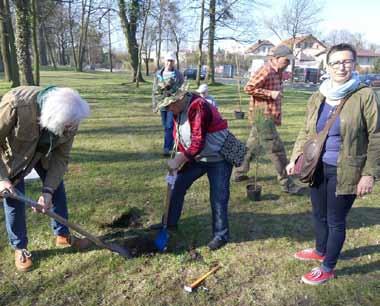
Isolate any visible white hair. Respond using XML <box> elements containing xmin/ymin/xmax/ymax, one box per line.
<box><xmin>39</xmin><ymin>87</ymin><xmax>90</xmax><ymax>136</ymax></box>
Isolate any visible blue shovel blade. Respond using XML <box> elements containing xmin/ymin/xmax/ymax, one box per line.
<box><xmin>154</xmin><ymin>229</ymin><xmax>169</xmax><ymax>252</ymax></box>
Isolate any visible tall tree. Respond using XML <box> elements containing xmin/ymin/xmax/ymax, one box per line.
<box><xmin>0</xmin><ymin>0</ymin><xmax>12</xmax><ymax>81</ymax></box>
<box><xmin>196</xmin><ymin>0</ymin><xmax>205</xmax><ymax>86</ymax></box>
<box><xmin>136</xmin><ymin>0</ymin><xmax>151</xmax><ymax>87</ymax></box>
<box><xmin>14</xmin><ymin>0</ymin><xmax>34</xmax><ymax>85</ymax></box>
<box><xmin>0</xmin><ymin>0</ymin><xmax>20</xmax><ymax>86</ymax></box>
<box><xmin>32</xmin><ymin>0</ymin><xmax>40</xmax><ymax>85</ymax></box>
<box><xmin>155</xmin><ymin>0</ymin><xmax>164</xmax><ymax>70</ymax></box>
<box><xmin>207</xmin><ymin>0</ymin><xmax>216</xmax><ymax>84</ymax></box>
<box><xmin>118</xmin><ymin>0</ymin><xmax>144</xmax><ymax>82</ymax></box>
<box><xmin>265</xmin><ymin>0</ymin><xmax>323</xmax><ymax>81</ymax></box>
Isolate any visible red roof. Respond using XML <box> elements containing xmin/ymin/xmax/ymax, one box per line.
<box><xmin>356</xmin><ymin>49</ymin><xmax>380</xmax><ymax>57</ymax></box>
<box><xmin>280</xmin><ymin>34</ymin><xmax>327</xmax><ymax>49</ymax></box>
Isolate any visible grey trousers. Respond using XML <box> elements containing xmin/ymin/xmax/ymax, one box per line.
<box><xmin>234</xmin><ymin>118</ymin><xmax>289</xmax><ymax>185</ymax></box>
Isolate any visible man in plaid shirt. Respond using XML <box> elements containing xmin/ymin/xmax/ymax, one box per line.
<box><xmin>234</xmin><ymin>45</ymin><xmax>305</xmax><ymax>194</ymax></box>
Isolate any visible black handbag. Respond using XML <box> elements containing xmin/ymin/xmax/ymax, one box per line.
<box><xmin>220</xmin><ymin>131</ymin><xmax>247</xmax><ymax>167</ymax></box>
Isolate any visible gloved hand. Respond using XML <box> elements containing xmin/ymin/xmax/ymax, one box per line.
<box><xmin>166</xmin><ymin>171</ymin><xmax>177</xmax><ymax>189</ymax></box>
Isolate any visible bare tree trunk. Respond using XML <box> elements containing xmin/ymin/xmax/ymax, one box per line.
<box><xmin>32</xmin><ymin>0</ymin><xmax>40</xmax><ymax>85</ymax></box>
<box><xmin>0</xmin><ymin>0</ymin><xmax>12</xmax><ymax>81</ymax></box>
<box><xmin>118</xmin><ymin>0</ymin><xmax>144</xmax><ymax>82</ymax></box>
<box><xmin>207</xmin><ymin>0</ymin><xmax>216</xmax><ymax>84</ymax></box>
<box><xmin>156</xmin><ymin>0</ymin><xmax>164</xmax><ymax>70</ymax></box>
<box><xmin>14</xmin><ymin>0</ymin><xmax>34</xmax><ymax>85</ymax></box>
<box><xmin>38</xmin><ymin>23</ymin><xmax>48</xmax><ymax>65</ymax></box>
<box><xmin>78</xmin><ymin>0</ymin><xmax>92</xmax><ymax>72</ymax></box>
<box><xmin>108</xmin><ymin>10</ymin><xmax>112</xmax><ymax>72</ymax></box>
<box><xmin>136</xmin><ymin>0</ymin><xmax>151</xmax><ymax>87</ymax></box>
<box><xmin>1</xmin><ymin>0</ymin><xmax>20</xmax><ymax>86</ymax></box>
<box><xmin>196</xmin><ymin>0</ymin><xmax>205</xmax><ymax>86</ymax></box>
<box><xmin>42</xmin><ymin>21</ymin><xmax>56</xmax><ymax>69</ymax></box>
<box><xmin>68</xmin><ymin>0</ymin><xmax>78</xmax><ymax>70</ymax></box>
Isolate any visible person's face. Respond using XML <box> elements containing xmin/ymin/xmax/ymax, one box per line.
<box><xmin>62</xmin><ymin>122</ymin><xmax>79</xmax><ymax>137</ymax></box>
<box><xmin>327</xmin><ymin>50</ymin><xmax>355</xmax><ymax>85</ymax></box>
<box><xmin>274</xmin><ymin>56</ymin><xmax>290</xmax><ymax>71</ymax></box>
<box><xmin>165</xmin><ymin>59</ymin><xmax>175</xmax><ymax>71</ymax></box>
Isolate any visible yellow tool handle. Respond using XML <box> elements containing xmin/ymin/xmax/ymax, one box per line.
<box><xmin>184</xmin><ymin>264</ymin><xmax>221</xmax><ymax>292</ymax></box>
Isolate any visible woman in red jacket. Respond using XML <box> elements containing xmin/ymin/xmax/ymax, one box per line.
<box><xmin>157</xmin><ymin>86</ymin><xmax>232</xmax><ymax>250</ymax></box>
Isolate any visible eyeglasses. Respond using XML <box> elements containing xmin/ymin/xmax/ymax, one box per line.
<box><xmin>328</xmin><ymin>59</ymin><xmax>355</xmax><ymax>69</ymax></box>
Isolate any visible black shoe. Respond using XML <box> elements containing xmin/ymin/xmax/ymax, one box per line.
<box><xmin>207</xmin><ymin>237</ymin><xmax>227</xmax><ymax>251</ymax></box>
<box><xmin>148</xmin><ymin>223</ymin><xmax>177</xmax><ymax>231</ymax></box>
<box><xmin>233</xmin><ymin>175</ymin><xmax>249</xmax><ymax>182</ymax></box>
<box><xmin>162</xmin><ymin>149</ymin><xmax>171</xmax><ymax>157</ymax></box>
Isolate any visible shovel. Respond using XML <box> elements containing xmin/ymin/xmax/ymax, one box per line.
<box><xmin>154</xmin><ymin>171</ymin><xmax>174</xmax><ymax>252</ymax></box>
<box><xmin>1</xmin><ymin>190</ymin><xmax>131</xmax><ymax>258</ymax></box>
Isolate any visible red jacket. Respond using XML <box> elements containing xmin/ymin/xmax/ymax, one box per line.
<box><xmin>173</xmin><ymin>94</ymin><xmax>228</xmax><ymax>160</ymax></box>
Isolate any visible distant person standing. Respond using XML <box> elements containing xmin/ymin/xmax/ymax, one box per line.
<box><xmin>152</xmin><ymin>52</ymin><xmax>184</xmax><ymax>157</ymax></box>
<box><xmin>234</xmin><ymin>45</ymin><xmax>304</xmax><ymax>194</ymax></box>
<box><xmin>196</xmin><ymin>84</ymin><xmax>218</xmax><ymax>108</ymax></box>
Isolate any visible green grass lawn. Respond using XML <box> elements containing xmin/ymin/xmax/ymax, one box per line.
<box><xmin>0</xmin><ymin>71</ymin><xmax>379</xmax><ymax>306</ymax></box>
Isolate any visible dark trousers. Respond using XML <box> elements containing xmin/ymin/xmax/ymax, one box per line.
<box><xmin>3</xmin><ymin>161</ymin><xmax>69</xmax><ymax>250</ymax></box>
<box><xmin>310</xmin><ymin>163</ymin><xmax>356</xmax><ymax>270</ymax></box>
<box><xmin>167</xmin><ymin>160</ymin><xmax>233</xmax><ymax>242</ymax></box>
<box><xmin>160</xmin><ymin>110</ymin><xmax>174</xmax><ymax>152</ymax></box>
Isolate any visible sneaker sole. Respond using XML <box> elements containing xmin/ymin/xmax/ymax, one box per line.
<box><xmin>301</xmin><ymin>275</ymin><xmax>335</xmax><ymax>285</ymax></box>
<box><xmin>16</xmin><ymin>265</ymin><xmax>33</xmax><ymax>272</ymax></box>
<box><xmin>294</xmin><ymin>253</ymin><xmax>324</xmax><ymax>263</ymax></box>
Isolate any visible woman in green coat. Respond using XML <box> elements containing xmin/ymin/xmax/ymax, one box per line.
<box><xmin>287</xmin><ymin>43</ymin><xmax>380</xmax><ymax>285</ymax></box>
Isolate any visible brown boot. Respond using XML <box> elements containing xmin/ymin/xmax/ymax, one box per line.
<box><xmin>56</xmin><ymin>234</ymin><xmax>92</xmax><ymax>250</ymax></box>
<box><xmin>15</xmin><ymin>249</ymin><xmax>33</xmax><ymax>272</ymax></box>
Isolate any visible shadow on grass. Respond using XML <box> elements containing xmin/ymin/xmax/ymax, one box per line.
<box><xmin>338</xmin><ymin>260</ymin><xmax>380</xmax><ymax>276</ymax></box>
<box><xmin>70</xmin><ymin>149</ymin><xmax>161</xmax><ymax>163</ymax></box>
<box><xmin>340</xmin><ymin>244</ymin><xmax>380</xmax><ymax>260</ymax></box>
<box><xmin>77</xmin><ymin>125</ymin><xmax>162</xmax><ymax>136</ymax></box>
<box><xmin>95</xmin><ymin>207</ymin><xmax>380</xmax><ymax>260</ymax></box>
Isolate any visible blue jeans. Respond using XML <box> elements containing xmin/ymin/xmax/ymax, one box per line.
<box><xmin>3</xmin><ymin>162</ymin><xmax>70</xmax><ymax>250</ymax></box>
<box><xmin>160</xmin><ymin>110</ymin><xmax>174</xmax><ymax>152</ymax></box>
<box><xmin>310</xmin><ymin>163</ymin><xmax>356</xmax><ymax>270</ymax></box>
<box><xmin>167</xmin><ymin>160</ymin><xmax>233</xmax><ymax>241</ymax></box>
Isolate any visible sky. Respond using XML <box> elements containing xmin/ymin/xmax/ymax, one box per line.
<box><xmin>112</xmin><ymin>0</ymin><xmax>380</xmax><ymax>52</ymax></box>
<box><xmin>260</xmin><ymin>0</ymin><xmax>380</xmax><ymax>45</ymax></box>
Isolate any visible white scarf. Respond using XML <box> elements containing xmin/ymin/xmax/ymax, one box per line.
<box><xmin>319</xmin><ymin>72</ymin><xmax>361</xmax><ymax>101</ymax></box>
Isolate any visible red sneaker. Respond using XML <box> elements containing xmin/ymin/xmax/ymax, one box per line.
<box><xmin>294</xmin><ymin>248</ymin><xmax>325</xmax><ymax>262</ymax></box>
<box><xmin>301</xmin><ymin>267</ymin><xmax>335</xmax><ymax>285</ymax></box>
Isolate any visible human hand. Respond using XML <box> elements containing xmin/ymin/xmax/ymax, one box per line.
<box><xmin>0</xmin><ymin>179</ymin><xmax>15</xmax><ymax>195</ymax></box>
<box><xmin>34</xmin><ymin>193</ymin><xmax>53</xmax><ymax>213</ymax></box>
<box><xmin>271</xmin><ymin>91</ymin><xmax>282</xmax><ymax>100</ymax></box>
<box><xmin>356</xmin><ymin>176</ymin><xmax>374</xmax><ymax>197</ymax></box>
<box><xmin>286</xmin><ymin>161</ymin><xmax>295</xmax><ymax>176</ymax></box>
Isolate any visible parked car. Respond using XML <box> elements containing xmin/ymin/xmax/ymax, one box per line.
<box><xmin>359</xmin><ymin>74</ymin><xmax>380</xmax><ymax>87</ymax></box>
<box><xmin>293</xmin><ymin>67</ymin><xmax>320</xmax><ymax>84</ymax></box>
<box><xmin>183</xmin><ymin>68</ymin><xmax>206</xmax><ymax>80</ymax></box>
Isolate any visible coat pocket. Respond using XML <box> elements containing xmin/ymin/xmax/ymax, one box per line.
<box><xmin>340</xmin><ymin>155</ymin><xmax>366</xmax><ymax>186</ymax></box>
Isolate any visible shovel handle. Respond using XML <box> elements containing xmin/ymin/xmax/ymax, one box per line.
<box><xmin>2</xmin><ymin>190</ymin><xmax>110</xmax><ymax>250</ymax></box>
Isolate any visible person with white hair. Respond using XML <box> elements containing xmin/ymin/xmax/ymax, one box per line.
<box><xmin>196</xmin><ymin>84</ymin><xmax>218</xmax><ymax>108</ymax></box>
<box><xmin>152</xmin><ymin>51</ymin><xmax>184</xmax><ymax>157</ymax></box>
<box><xmin>0</xmin><ymin>85</ymin><xmax>90</xmax><ymax>272</ymax></box>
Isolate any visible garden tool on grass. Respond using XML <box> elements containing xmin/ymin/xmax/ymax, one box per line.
<box><xmin>154</xmin><ymin>170</ymin><xmax>176</xmax><ymax>252</ymax></box>
<box><xmin>1</xmin><ymin>189</ymin><xmax>131</xmax><ymax>258</ymax></box>
<box><xmin>184</xmin><ymin>264</ymin><xmax>222</xmax><ymax>292</ymax></box>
